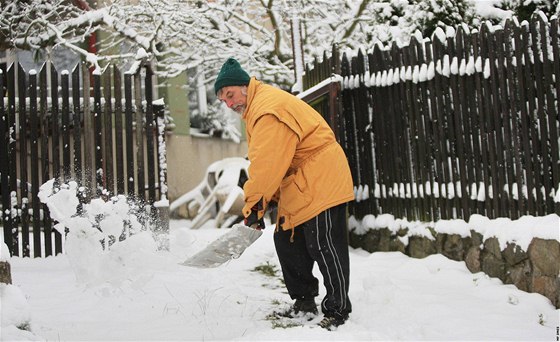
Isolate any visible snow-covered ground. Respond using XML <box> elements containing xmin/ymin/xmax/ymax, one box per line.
<box><xmin>2</xmin><ymin>217</ymin><xmax>559</xmax><ymax>341</ymax></box>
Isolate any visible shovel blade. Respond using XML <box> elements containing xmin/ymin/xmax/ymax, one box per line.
<box><xmin>181</xmin><ymin>224</ymin><xmax>263</xmax><ymax>268</ymax></box>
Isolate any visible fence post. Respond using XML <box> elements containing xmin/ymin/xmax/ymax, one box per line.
<box><xmin>39</xmin><ymin>64</ymin><xmax>54</xmax><ymax>256</ymax></box>
<box><xmin>0</xmin><ymin>67</ymin><xmax>14</xmax><ymax>256</ymax></box>
<box><xmin>82</xmin><ymin>63</ymin><xmax>95</xmax><ymax>198</ymax></box>
<box><xmin>6</xmin><ymin>65</ymin><xmax>18</xmax><ymax>256</ymax></box>
<box><xmin>153</xmin><ymin>102</ymin><xmax>169</xmax><ymax>250</ymax></box>
<box><xmin>0</xmin><ymin>259</ymin><xmax>11</xmax><ymax>284</ymax></box>
<box><xmin>29</xmin><ymin>69</ymin><xmax>42</xmax><ymax>257</ymax></box>
<box><xmin>93</xmin><ymin>72</ymin><xmax>104</xmax><ymax>196</ymax></box>
<box><xmin>18</xmin><ymin>63</ymin><xmax>30</xmax><ymax>257</ymax></box>
<box><xmin>134</xmin><ymin>71</ymin><xmax>145</xmax><ymax>202</ymax></box>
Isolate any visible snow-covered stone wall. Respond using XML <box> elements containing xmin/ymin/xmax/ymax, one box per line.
<box><xmin>348</xmin><ymin>215</ymin><xmax>560</xmax><ymax>309</ymax></box>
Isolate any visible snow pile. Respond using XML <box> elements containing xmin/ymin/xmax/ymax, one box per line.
<box><xmin>37</xmin><ymin>179</ymin><xmax>164</xmax><ymax>287</ymax></box>
<box><xmin>0</xmin><ymin>243</ymin><xmax>39</xmax><ymax>340</ymax></box>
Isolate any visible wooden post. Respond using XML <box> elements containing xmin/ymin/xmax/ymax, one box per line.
<box><xmin>0</xmin><ymin>261</ymin><xmax>11</xmax><ymax>284</ymax></box>
<box><xmin>153</xmin><ymin>102</ymin><xmax>169</xmax><ymax>251</ymax></box>
<box><xmin>290</xmin><ymin>16</ymin><xmax>304</xmax><ymax>94</ymax></box>
<box><xmin>18</xmin><ymin>63</ymin><xmax>30</xmax><ymax>256</ymax></box>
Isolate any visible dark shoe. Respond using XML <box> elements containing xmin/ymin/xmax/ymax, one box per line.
<box><xmin>318</xmin><ymin>315</ymin><xmax>347</xmax><ymax>330</ymax></box>
<box><xmin>274</xmin><ymin>299</ymin><xmax>317</xmax><ymax>319</ymax></box>
<box><xmin>293</xmin><ymin>299</ymin><xmax>318</xmax><ymax>315</ymax></box>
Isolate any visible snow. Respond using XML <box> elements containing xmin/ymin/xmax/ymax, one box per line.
<box><xmin>472</xmin><ymin>0</ymin><xmax>515</xmax><ymax>21</ymax></box>
<box><xmin>1</xmin><ymin>216</ymin><xmax>558</xmax><ymax>341</ymax></box>
<box><xmin>297</xmin><ymin>74</ymin><xmax>343</xmax><ymax>99</ymax></box>
<box><xmin>2</xmin><ymin>178</ymin><xmax>560</xmax><ymax>341</ymax></box>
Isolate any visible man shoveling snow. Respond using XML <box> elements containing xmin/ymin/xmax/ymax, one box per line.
<box><xmin>213</xmin><ymin>57</ymin><xmax>355</xmax><ymax>330</ymax></box>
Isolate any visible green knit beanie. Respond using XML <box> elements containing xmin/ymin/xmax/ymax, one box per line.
<box><xmin>214</xmin><ymin>58</ymin><xmax>251</xmax><ymax>95</ymax></box>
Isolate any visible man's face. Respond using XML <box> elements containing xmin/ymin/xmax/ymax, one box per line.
<box><xmin>218</xmin><ymin>86</ymin><xmax>247</xmax><ymax>114</ymax></box>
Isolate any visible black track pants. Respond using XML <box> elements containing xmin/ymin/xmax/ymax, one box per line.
<box><xmin>273</xmin><ymin>203</ymin><xmax>352</xmax><ymax>319</ymax></box>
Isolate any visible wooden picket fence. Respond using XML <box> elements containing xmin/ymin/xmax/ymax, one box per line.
<box><xmin>0</xmin><ymin>60</ymin><xmax>169</xmax><ymax>257</ymax></box>
<box><xmin>301</xmin><ymin>14</ymin><xmax>560</xmax><ymax>222</ymax></box>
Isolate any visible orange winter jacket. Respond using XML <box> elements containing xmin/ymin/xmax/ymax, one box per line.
<box><xmin>241</xmin><ymin>78</ymin><xmax>355</xmax><ymax>233</ymax></box>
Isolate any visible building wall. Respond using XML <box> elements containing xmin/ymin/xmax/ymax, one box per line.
<box><xmin>164</xmin><ymin>71</ymin><xmax>191</xmax><ymax>136</ymax></box>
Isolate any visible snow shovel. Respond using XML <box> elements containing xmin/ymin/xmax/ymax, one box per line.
<box><xmin>181</xmin><ymin>224</ymin><xmax>263</xmax><ymax>268</ymax></box>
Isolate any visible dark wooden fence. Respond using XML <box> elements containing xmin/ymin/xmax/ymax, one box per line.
<box><xmin>0</xmin><ymin>60</ymin><xmax>169</xmax><ymax>257</ymax></box>
<box><xmin>301</xmin><ymin>14</ymin><xmax>560</xmax><ymax>222</ymax></box>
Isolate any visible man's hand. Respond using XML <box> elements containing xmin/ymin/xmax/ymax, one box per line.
<box><xmin>244</xmin><ymin>205</ymin><xmax>265</xmax><ymax>230</ymax></box>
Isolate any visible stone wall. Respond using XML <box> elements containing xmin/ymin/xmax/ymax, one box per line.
<box><xmin>349</xmin><ymin>227</ymin><xmax>560</xmax><ymax>309</ymax></box>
